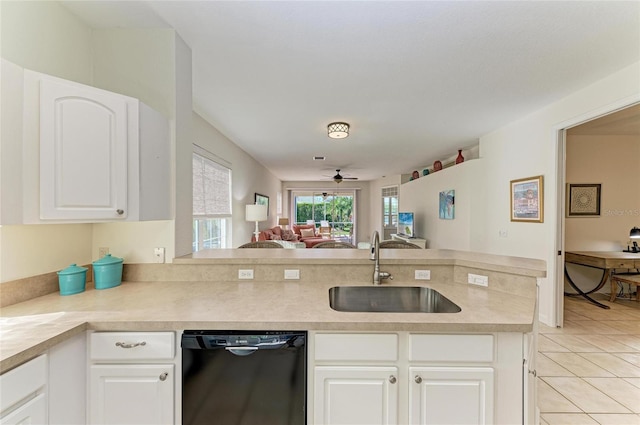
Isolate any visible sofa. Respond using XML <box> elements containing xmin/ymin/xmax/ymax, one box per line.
<box><xmin>253</xmin><ymin>224</ymin><xmax>335</xmax><ymax>248</ymax></box>
<box><xmin>253</xmin><ymin>226</ymin><xmax>299</xmax><ymax>243</ymax></box>
<box><xmin>292</xmin><ymin>224</ymin><xmax>335</xmax><ymax>248</ymax></box>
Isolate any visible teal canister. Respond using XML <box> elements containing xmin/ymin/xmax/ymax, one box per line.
<box><xmin>92</xmin><ymin>253</ymin><xmax>124</xmax><ymax>290</ymax></box>
<box><xmin>57</xmin><ymin>264</ymin><xmax>88</xmax><ymax>296</ymax></box>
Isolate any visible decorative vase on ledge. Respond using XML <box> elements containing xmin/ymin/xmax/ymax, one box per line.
<box><xmin>455</xmin><ymin>149</ymin><xmax>464</xmax><ymax>164</ymax></box>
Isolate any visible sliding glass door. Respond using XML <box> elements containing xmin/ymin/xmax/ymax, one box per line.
<box><xmin>292</xmin><ymin>191</ymin><xmax>355</xmax><ymax>243</ymax></box>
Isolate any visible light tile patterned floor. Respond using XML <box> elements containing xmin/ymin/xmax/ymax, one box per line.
<box><xmin>538</xmin><ymin>294</ymin><xmax>640</xmax><ymax>425</ymax></box>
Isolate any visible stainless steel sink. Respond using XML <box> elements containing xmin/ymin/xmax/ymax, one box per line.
<box><xmin>329</xmin><ymin>286</ymin><xmax>461</xmax><ymax>313</ymax></box>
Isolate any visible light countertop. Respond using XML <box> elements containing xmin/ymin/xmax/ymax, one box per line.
<box><xmin>0</xmin><ymin>278</ymin><xmax>536</xmax><ymax>373</ymax></box>
<box><xmin>1</xmin><ymin>249</ymin><xmax>546</xmax><ymax>373</ymax></box>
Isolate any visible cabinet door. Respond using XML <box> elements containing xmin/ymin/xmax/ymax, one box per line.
<box><xmin>409</xmin><ymin>367</ymin><xmax>494</xmax><ymax>425</ymax></box>
<box><xmin>314</xmin><ymin>366</ymin><xmax>398</xmax><ymax>425</ymax></box>
<box><xmin>89</xmin><ymin>364</ymin><xmax>173</xmax><ymax>425</ymax></box>
<box><xmin>39</xmin><ymin>76</ymin><xmax>128</xmax><ymax>220</ymax></box>
<box><xmin>0</xmin><ymin>393</ymin><xmax>47</xmax><ymax>425</ymax></box>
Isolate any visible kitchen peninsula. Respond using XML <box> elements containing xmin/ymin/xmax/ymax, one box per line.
<box><xmin>1</xmin><ymin>249</ymin><xmax>545</xmax><ymax>424</ymax></box>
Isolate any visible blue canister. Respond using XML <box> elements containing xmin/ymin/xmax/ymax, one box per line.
<box><xmin>92</xmin><ymin>253</ymin><xmax>123</xmax><ymax>290</ymax></box>
<box><xmin>57</xmin><ymin>264</ymin><xmax>88</xmax><ymax>296</ymax></box>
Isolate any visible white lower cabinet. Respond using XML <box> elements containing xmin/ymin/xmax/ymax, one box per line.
<box><xmin>1</xmin><ymin>393</ymin><xmax>47</xmax><ymax>425</ymax></box>
<box><xmin>409</xmin><ymin>367</ymin><xmax>494</xmax><ymax>425</ymax></box>
<box><xmin>0</xmin><ymin>354</ymin><xmax>47</xmax><ymax>425</ymax></box>
<box><xmin>88</xmin><ymin>332</ymin><xmax>177</xmax><ymax>425</ymax></box>
<box><xmin>89</xmin><ymin>364</ymin><xmax>174</xmax><ymax>424</ymax></box>
<box><xmin>311</xmin><ymin>332</ymin><xmax>523</xmax><ymax>425</ymax></box>
<box><xmin>314</xmin><ymin>366</ymin><xmax>399</xmax><ymax>425</ymax></box>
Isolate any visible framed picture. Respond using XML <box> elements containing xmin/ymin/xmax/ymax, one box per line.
<box><xmin>254</xmin><ymin>193</ymin><xmax>269</xmax><ymax>216</ymax></box>
<box><xmin>567</xmin><ymin>183</ymin><xmax>601</xmax><ymax>217</ymax></box>
<box><xmin>439</xmin><ymin>190</ymin><xmax>455</xmax><ymax>220</ymax></box>
<box><xmin>510</xmin><ymin>175</ymin><xmax>543</xmax><ymax>223</ymax></box>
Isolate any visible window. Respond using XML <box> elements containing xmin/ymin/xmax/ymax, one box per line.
<box><xmin>193</xmin><ymin>146</ymin><xmax>231</xmax><ymax>250</ymax></box>
<box><xmin>292</xmin><ymin>190</ymin><xmax>356</xmax><ymax>243</ymax></box>
<box><xmin>382</xmin><ymin>186</ymin><xmax>398</xmax><ymax>228</ymax></box>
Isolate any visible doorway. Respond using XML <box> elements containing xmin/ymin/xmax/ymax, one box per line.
<box><xmin>555</xmin><ymin>100</ymin><xmax>640</xmax><ymax>326</ymax></box>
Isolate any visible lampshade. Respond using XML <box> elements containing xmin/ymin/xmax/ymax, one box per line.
<box><xmin>630</xmin><ymin>227</ymin><xmax>640</xmax><ymax>239</ymax></box>
<box><xmin>327</xmin><ymin>122</ymin><xmax>349</xmax><ymax>139</ymax></box>
<box><xmin>278</xmin><ymin>217</ymin><xmax>289</xmax><ymax>226</ymax></box>
<box><xmin>246</xmin><ymin>204</ymin><xmax>267</xmax><ymax>222</ymax></box>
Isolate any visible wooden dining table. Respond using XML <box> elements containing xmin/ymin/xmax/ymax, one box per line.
<box><xmin>565</xmin><ymin>251</ymin><xmax>640</xmax><ymax>309</ymax></box>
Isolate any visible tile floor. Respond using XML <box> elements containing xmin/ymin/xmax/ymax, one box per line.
<box><xmin>538</xmin><ymin>294</ymin><xmax>640</xmax><ymax>425</ymax></box>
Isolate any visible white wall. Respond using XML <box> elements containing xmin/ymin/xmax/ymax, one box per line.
<box><xmin>89</xmin><ymin>28</ymin><xmax>182</xmax><ymax>263</ymax></box>
<box><xmin>0</xmin><ymin>2</ymin><xmax>191</xmax><ymax>279</ymax></box>
<box><xmin>474</xmin><ymin>62</ymin><xmax>640</xmax><ymax>326</ymax></box>
<box><xmin>0</xmin><ymin>1</ymin><xmax>94</xmax><ymax>281</ymax></box>
<box><xmin>193</xmin><ymin>112</ymin><xmax>282</xmax><ymax>247</ymax></box>
<box><xmin>399</xmin><ymin>159</ymin><xmax>484</xmax><ymax>250</ymax></box>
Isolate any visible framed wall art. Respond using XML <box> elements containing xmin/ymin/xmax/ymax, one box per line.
<box><xmin>567</xmin><ymin>183</ymin><xmax>601</xmax><ymax>217</ymax></box>
<box><xmin>254</xmin><ymin>193</ymin><xmax>269</xmax><ymax>216</ymax></box>
<box><xmin>510</xmin><ymin>175</ymin><xmax>543</xmax><ymax>223</ymax></box>
<box><xmin>439</xmin><ymin>190</ymin><xmax>455</xmax><ymax>220</ymax></box>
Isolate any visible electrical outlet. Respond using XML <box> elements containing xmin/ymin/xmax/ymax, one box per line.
<box><xmin>284</xmin><ymin>269</ymin><xmax>300</xmax><ymax>280</ymax></box>
<box><xmin>238</xmin><ymin>269</ymin><xmax>254</xmax><ymax>279</ymax></box>
<box><xmin>153</xmin><ymin>247</ymin><xmax>165</xmax><ymax>263</ymax></box>
<box><xmin>98</xmin><ymin>247</ymin><xmax>109</xmax><ymax>257</ymax></box>
<box><xmin>499</xmin><ymin>229</ymin><xmax>508</xmax><ymax>238</ymax></box>
<box><xmin>415</xmin><ymin>270</ymin><xmax>431</xmax><ymax>280</ymax></box>
<box><xmin>468</xmin><ymin>273</ymin><xmax>489</xmax><ymax>287</ymax></box>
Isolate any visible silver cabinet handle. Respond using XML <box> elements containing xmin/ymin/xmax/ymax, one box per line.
<box><xmin>415</xmin><ymin>375</ymin><xmax>422</xmax><ymax>384</ymax></box>
<box><xmin>116</xmin><ymin>209</ymin><xmax>124</xmax><ymax>215</ymax></box>
<box><xmin>115</xmin><ymin>341</ymin><xmax>146</xmax><ymax>349</ymax></box>
<box><xmin>389</xmin><ymin>375</ymin><xmax>397</xmax><ymax>384</ymax></box>
<box><xmin>159</xmin><ymin>372</ymin><xmax>168</xmax><ymax>381</ymax></box>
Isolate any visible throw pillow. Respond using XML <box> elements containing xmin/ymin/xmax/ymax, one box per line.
<box><xmin>281</xmin><ymin>230</ymin><xmax>297</xmax><ymax>241</ymax></box>
<box><xmin>271</xmin><ymin>235</ymin><xmax>282</xmax><ymax>240</ymax></box>
<box><xmin>293</xmin><ymin>224</ymin><xmax>315</xmax><ymax>235</ymax></box>
<box><xmin>300</xmin><ymin>228</ymin><xmax>315</xmax><ymax>238</ymax></box>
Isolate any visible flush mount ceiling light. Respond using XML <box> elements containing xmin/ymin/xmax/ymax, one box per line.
<box><xmin>327</xmin><ymin>122</ymin><xmax>349</xmax><ymax>139</ymax></box>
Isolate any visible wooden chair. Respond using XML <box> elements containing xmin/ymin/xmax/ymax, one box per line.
<box><xmin>312</xmin><ymin>241</ymin><xmax>356</xmax><ymax>249</ymax></box>
<box><xmin>238</xmin><ymin>241</ymin><xmax>283</xmax><ymax>248</ymax></box>
<box><xmin>379</xmin><ymin>240</ymin><xmax>421</xmax><ymax>249</ymax></box>
<box><xmin>609</xmin><ymin>274</ymin><xmax>640</xmax><ymax>302</ymax></box>
<box><xmin>318</xmin><ymin>226</ymin><xmax>332</xmax><ymax>238</ymax></box>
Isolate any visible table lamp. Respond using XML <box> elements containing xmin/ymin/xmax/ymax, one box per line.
<box><xmin>246</xmin><ymin>204</ymin><xmax>268</xmax><ymax>241</ymax></box>
<box><xmin>278</xmin><ymin>217</ymin><xmax>289</xmax><ymax>229</ymax></box>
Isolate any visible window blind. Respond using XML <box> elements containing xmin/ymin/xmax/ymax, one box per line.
<box><xmin>193</xmin><ymin>152</ymin><xmax>231</xmax><ymax>216</ymax></box>
<box><xmin>382</xmin><ymin>186</ymin><xmax>398</xmax><ymax>197</ymax></box>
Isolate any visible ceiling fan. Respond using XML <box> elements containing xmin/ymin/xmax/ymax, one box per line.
<box><xmin>330</xmin><ymin>169</ymin><xmax>358</xmax><ymax>184</ymax></box>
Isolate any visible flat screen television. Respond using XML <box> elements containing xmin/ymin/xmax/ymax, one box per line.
<box><xmin>397</xmin><ymin>212</ymin><xmax>415</xmax><ymax>237</ymax></box>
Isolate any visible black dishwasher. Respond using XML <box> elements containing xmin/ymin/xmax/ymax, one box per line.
<box><xmin>181</xmin><ymin>330</ymin><xmax>306</xmax><ymax>425</ymax></box>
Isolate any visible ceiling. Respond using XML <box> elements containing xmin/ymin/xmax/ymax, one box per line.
<box><xmin>61</xmin><ymin>1</ymin><xmax>640</xmax><ymax>182</ymax></box>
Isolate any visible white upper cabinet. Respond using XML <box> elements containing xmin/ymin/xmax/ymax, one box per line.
<box><xmin>38</xmin><ymin>72</ymin><xmax>129</xmax><ymax>220</ymax></box>
<box><xmin>5</xmin><ymin>59</ymin><xmax>171</xmax><ymax>223</ymax></box>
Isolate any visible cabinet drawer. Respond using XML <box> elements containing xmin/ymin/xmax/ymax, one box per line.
<box><xmin>0</xmin><ymin>354</ymin><xmax>47</xmax><ymax>413</ymax></box>
<box><xmin>614</xmin><ymin>261</ymin><xmax>637</xmax><ymax>269</ymax></box>
<box><xmin>409</xmin><ymin>334</ymin><xmax>494</xmax><ymax>362</ymax></box>
<box><xmin>315</xmin><ymin>333</ymin><xmax>398</xmax><ymax>361</ymax></box>
<box><xmin>90</xmin><ymin>332</ymin><xmax>175</xmax><ymax>361</ymax></box>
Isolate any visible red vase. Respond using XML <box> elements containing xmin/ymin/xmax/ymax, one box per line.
<box><xmin>455</xmin><ymin>149</ymin><xmax>464</xmax><ymax>164</ymax></box>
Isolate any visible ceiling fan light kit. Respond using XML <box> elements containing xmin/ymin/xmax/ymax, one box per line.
<box><xmin>332</xmin><ymin>169</ymin><xmax>357</xmax><ymax>184</ymax></box>
<box><xmin>327</xmin><ymin>122</ymin><xmax>350</xmax><ymax>139</ymax></box>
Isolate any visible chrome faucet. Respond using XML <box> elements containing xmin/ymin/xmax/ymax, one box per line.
<box><xmin>370</xmin><ymin>231</ymin><xmax>391</xmax><ymax>285</ymax></box>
